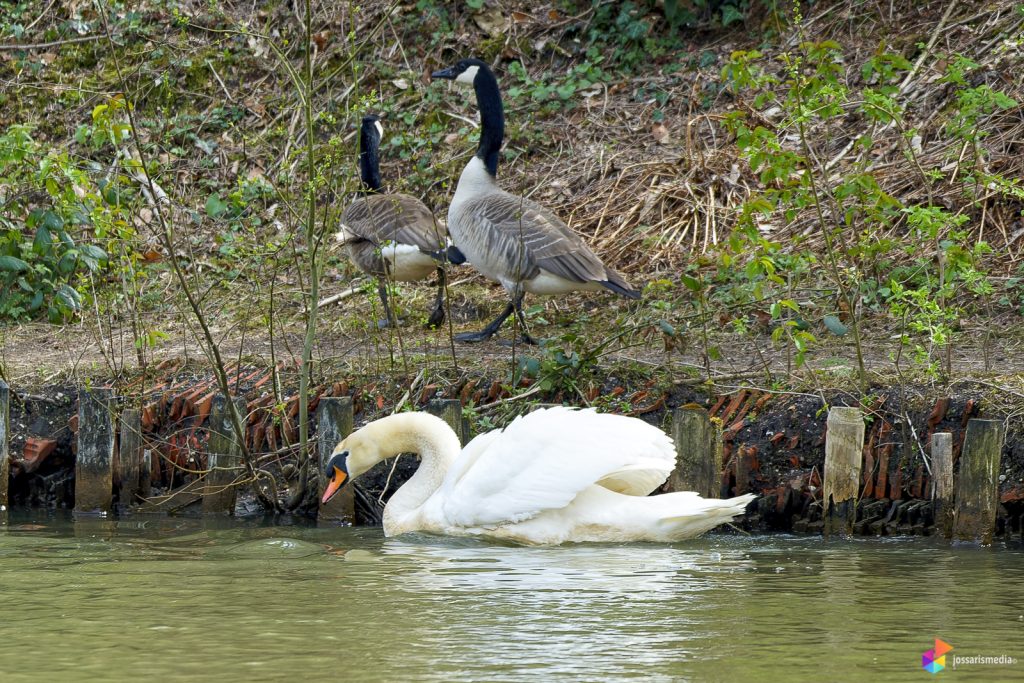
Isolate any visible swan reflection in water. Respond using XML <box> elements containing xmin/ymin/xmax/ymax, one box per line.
<box><xmin>373</xmin><ymin>535</ymin><xmax>757</xmax><ymax>595</ymax></box>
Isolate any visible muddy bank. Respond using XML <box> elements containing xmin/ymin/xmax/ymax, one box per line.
<box><xmin>3</xmin><ymin>369</ymin><xmax>1023</xmax><ymax>540</ymax></box>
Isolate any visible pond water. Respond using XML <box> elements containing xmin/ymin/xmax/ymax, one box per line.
<box><xmin>1</xmin><ymin>513</ymin><xmax>1022</xmax><ymax>682</ymax></box>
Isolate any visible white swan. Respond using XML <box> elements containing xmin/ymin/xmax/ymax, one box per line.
<box><xmin>321</xmin><ymin>406</ymin><xmax>753</xmax><ymax>544</ymax></box>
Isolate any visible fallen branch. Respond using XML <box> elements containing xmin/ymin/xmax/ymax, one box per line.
<box><xmin>0</xmin><ymin>34</ymin><xmax>107</xmax><ymax>50</ymax></box>
<box><xmin>316</xmin><ymin>281</ymin><xmax>366</xmax><ymax>308</ymax></box>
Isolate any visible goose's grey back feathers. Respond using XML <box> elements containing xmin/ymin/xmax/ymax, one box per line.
<box><xmin>340</xmin><ymin>193</ymin><xmax>445</xmax><ymax>280</ymax></box>
<box><xmin>448</xmin><ymin>159</ymin><xmax>637</xmax><ymax>297</ymax></box>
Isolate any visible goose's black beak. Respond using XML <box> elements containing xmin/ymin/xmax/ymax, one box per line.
<box><xmin>321</xmin><ymin>455</ymin><xmax>350</xmax><ymax>504</ymax></box>
<box><xmin>431</xmin><ymin>66</ymin><xmax>457</xmax><ymax>80</ymax></box>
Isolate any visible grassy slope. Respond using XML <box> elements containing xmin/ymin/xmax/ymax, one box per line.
<box><xmin>0</xmin><ymin>0</ymin><xmax>1022</xmax><ymax>395</ymax></box>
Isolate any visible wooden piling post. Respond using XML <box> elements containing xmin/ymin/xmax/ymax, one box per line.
<box><xmin>0</xmin><ymin>380</ymin><xmax>8</xmax><ymax>512</ymax></box>
<box><xmin>666</xmin><ymin>405</ymin><xmax>722</xmax><ymax>498</ymax></box>
<box><xmin>425</xmin><ymin>399</ymin><xmax>465</xmax><ymax>444</ymax></box>
<box><xmin>822</xmin><ymin>406</ymin><xmax>864</xmax><ymax>537</ymax></box>
<box><xmin>953</xmin><ymin>419</ymin><xmax>1004</xmax><ymax>544</ymax></box>
<box><xmin>119</xmin><ymin>409</ymin><xmax>143</xmax><ymax>508</ymax></box>
<box><xmin>75</xmin><ymin>387</ymin><xmax>116</xmax><ymax>514</ymax></box>
<box><xmin>140</xmin><ymin>449</ymin><xmax>152</xmax><ymax>499</ymax></box>
<box><xmin>317</xmin><ymin>397</ymin><xmax>355</xmax><ymax>524</ymax></box>
<box><xmin>202</xmin><ymin>395</ymin><xmax>247</xmax><ymax>515</ymax></box>
<box><xmin>931</xmin><ymin>432</ymin><xmax>954</xmax><ymax>538</ymax></box>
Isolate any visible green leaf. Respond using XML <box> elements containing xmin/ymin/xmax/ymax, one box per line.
<box><xmin>135</xmin><ymin>328</ymin><xmax>170</xmax><ymax>349</ymax></box>
<box><xmin>41</xmin><ymin>210</ymin><xmax>63</xmax><ymax>231</ymax></box>
<box><xmin>33</xmin><ymin>225</ymin><xmax>53</xmax><ymax>254</ymax></box>
<box><xmin>680</xmin><ymin>274</ymin><xmax>702</xmax><ymax>293</ymax></box>
<box><xmin>79</xmin><ymin>244</ymin><xmax>108</xmax><ymax>262</ymax></box>
<box><xmin>57</xmin><ymin>251</ymin><xmax>78</xmax><ymax>274</ymax></box>
<box><xmin>28</xmin><ymin>289</ymin><xmax>44</xmax><ymax>311</ymax></box>
<box><xmin>720</xmin><ymin>4</ymin><xmax>744</xmax><ymax>26</ymax></box>
<box><xmin>823</xmin><ymin>315</ymin><xmax>849</xmax><ymax>336</ymax></box>
<box><xmin>56</xmin><ymin>284</ymin><xmax>81</xmax><ymax>310</ymax></box>
<box><xmin>0</xmin><ymin>255</ymin><xmax>30</xmax><ymax>272</ymax></box>
<box><xmin>205</xmin><ymin>193</ymin><xmax>228</xmax><ymax>218</ymax></box>
<box><xmin>658</xmin><ymin>320</ymin><xmax>677</xmax><ymax>337</ymax></box>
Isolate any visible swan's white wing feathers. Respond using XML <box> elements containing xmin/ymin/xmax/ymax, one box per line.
<box><xmin>596</xmin><ymin>460</ymin><xmax>674</xmax><ymax>496</ymax></box>
<box><xmin>440</xmin><ymin>407</ymin><xmax>675</xmax><ymax>528</ymax></box>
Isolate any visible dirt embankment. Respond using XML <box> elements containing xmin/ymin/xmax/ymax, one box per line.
<box><xmin>4</xmin><ymin>364</ymin><xmax>1024</xmax><ymax>540</ymax></box>
<box><xmin>2</xmin><ymin>1</ymin><xmax>1024</xmax><ymax>538</ymax></box>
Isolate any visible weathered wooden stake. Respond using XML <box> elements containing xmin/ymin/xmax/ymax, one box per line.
<box><xmin>75</xmin><ymin>387</ymin><xmax>116</xmax><ymax>514</ymax></box>
<box><xmin>666</xmin><ymin>406</ymin><xmax>722</xmax><ymax>498</ymax></box>
<box><xmin>953</xmin><ymin>419</ymin><xmax>1004</xmax><ymax>544</ymax></box>
<box><xmin>822</xmin><ymin>406</ymin><xmax>865</xmax><ymax>537</ymax></box>
<box><xmin>202</xmin><ymin>395</ymin><xmax>247</xmax><ymax>515</ymax></box>
<box><xmin>931</xmin><ymin>432</ymin><xmax>954</xmax><ymax>538</ymax></box>
<box><xmin>0</xmin><ymin>380</ymin><xmax>9</xmax><ymax>512</ymax></box>
<box><xmin>317</xmin><ymin>396</ymin><xmax>355</xmax><ymax>524</ymax></box>
<box><xmin>425</xmin><ymin>398</ymin><xmax>465</xmax><ymax>444</ymax></box>
<box><xmin>119</xmin><ymin>409</ymin><xmax>143</xmax><ymax>508</ymax></box>
<box><xmin>140</xmin><ymin>449</ymin><xmax>152</xmax><ymax>499</ymax></box>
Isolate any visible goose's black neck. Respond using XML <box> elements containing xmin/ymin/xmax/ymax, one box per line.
<box><xmin>358</xmin><ymin>121</ymin><xmax>382</xmax><ymax>194</ymax></box>
<box><xmin>473</xmin><ymin>65</ymin><xmax>504</xmax><ymax>178</ymax></box>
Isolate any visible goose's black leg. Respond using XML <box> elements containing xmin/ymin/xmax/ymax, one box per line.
<box><xmin>376</xmin><ymin>282</ymin><xmax>398</xmax><ymax>329</ymax></box>
<box><xmin>426</xmin><ymin>267</ymin><xmax>446</xmax><ymax>328</ymax></box>
<box><xmin>455</xmin><ymin>301</ymin><xmax>514</xmax><ymax>342</ymax></box>
<box><xmin>512</xmin><ymin>294</ymin><xmax>537</xmax><ymax>345</ymax></box>
<box><xmin>455</xmin><ymin>292</ymin><xmax>537</xmax><ymax>345</ymax></box>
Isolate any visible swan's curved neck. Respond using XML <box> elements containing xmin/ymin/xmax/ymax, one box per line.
<box><xmin>358</xmin><ymin>125</ymin><xmax>382</xmax><ymax>194</ymax></box>
<box><xmin>472</xmin><ymin>66</ymin><xmax>504</xmax><ymax>178</ymax></box>
<box><xmin>359</xmin><ymin>413</ymin><xmax>461</xmax><ymax>531</ymax></box>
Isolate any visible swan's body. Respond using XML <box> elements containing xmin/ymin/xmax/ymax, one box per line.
<box><xmin>322</xmin><ymin>407</ymin><xmax>753</xmax><ymax>544</ymax></box>
<box><xmin>431</xmin><ymin>59</ymin><xmax>639</xmax><ymax>343</ymax></box>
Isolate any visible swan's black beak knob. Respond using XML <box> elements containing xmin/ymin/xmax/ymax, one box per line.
<box><xmin>322</xmin><ymin>451</ymin><xmax>350</xmax><ymax>504</ymax></box>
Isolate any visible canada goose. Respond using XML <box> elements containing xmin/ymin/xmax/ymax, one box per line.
<box><xmin>431</xmin><ymin>59</ymin><xmax>640</xmax><ymax>343</ymax></box>
<box><xmin>337</xmin><ymin>115</ymin><xmax>463</xmax><ymax>328</ymax></box>
<box><xmin>322</xmin><ymin>406</ymin><xmax>754</xmax><ymax>543</ymax></box>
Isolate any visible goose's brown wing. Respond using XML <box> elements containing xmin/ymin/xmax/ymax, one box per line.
<box><xmin>463</xmin><ymin>192</ymin><xmax>611</xmax><ymax>284</ymax></box>
<box><xmin>341</xmin><ymin>194</ymin><xmax>445</xmax><ymax>252</ymax></box>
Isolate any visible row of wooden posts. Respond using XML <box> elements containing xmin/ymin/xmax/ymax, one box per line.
<box><xmin>0</xmin><ymin>381</ymin><xmax>1007</xmax><ymax>543</ymax></box>
<box><xmin>822</xmin><ymin>406</ymin><xmax>1005</xmax><ymax>544</ymax></box>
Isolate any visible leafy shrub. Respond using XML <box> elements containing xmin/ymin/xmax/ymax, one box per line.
<box><xmin>0</xmin><ymin>124</ymin><xmax>109</xmax><ymax>322</ymax></box>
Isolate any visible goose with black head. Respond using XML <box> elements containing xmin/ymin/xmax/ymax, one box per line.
<box><xmin>337</xmin><ymin>115</ymin><xmax>464</xmax><ymax>328</ymax></box>
<box><xmin>431</xmin><ymin>59</ymin><xmax>640</xmax><ymax>343</ymax></box>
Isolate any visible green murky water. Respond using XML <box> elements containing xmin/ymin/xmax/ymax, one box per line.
<box><xmin>1</xmin><ymin>513</ymin><xmax>1022</xmax><ymax>682</ymax></box>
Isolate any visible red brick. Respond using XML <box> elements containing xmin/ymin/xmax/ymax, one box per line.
<box><xmin>21</xmin><ymin>438</ymin><xmax>57</xmax><ymax>473</ymax></box>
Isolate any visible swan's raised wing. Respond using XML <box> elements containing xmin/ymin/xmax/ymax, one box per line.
<box><xmin>439</xmin><ymin>407</ymin><xmax>675</xmax><ymax>528</ymax></box>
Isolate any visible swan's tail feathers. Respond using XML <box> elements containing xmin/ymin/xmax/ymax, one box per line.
<box><xmin>657</xmin><ymin>493</ymin><xmax>756</xmax><ymax>540</ymax></box>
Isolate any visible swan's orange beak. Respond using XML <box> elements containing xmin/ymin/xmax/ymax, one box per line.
<box><xmin>321</xmin><ymin>466</ymin><xmax>348</xmax><ymax>504</ymax></box>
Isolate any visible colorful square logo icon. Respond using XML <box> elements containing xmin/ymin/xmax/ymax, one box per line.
<box><xmin>922</xmin><ymin>638</ymin><xmax>953</xmax><ymax>674</ymax></box>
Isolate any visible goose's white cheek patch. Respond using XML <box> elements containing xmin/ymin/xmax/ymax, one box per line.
<box><xmin>455</xmin><ymin>64</ymin><xmax>479</xmax><ymax>85</ymax></box>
